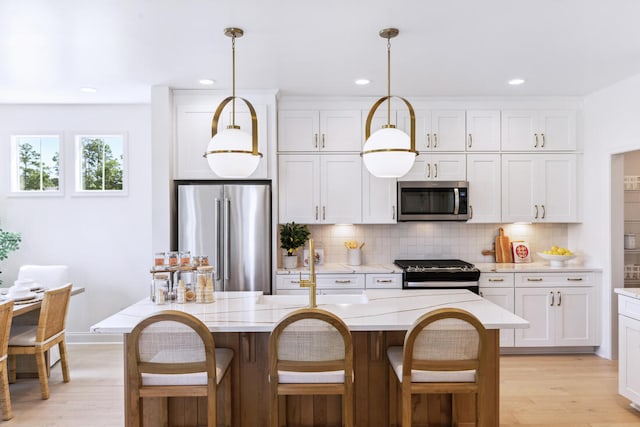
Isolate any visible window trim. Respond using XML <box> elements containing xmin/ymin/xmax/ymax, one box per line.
<box><xmin>72</xmin><ymin>132</ymin><xmax>129</xmax><ymax>197</ymax></box>
<box><xmin>9</xmin><ymin>132</ymin><xmax>64</xmax><ymax>197</ymax></box>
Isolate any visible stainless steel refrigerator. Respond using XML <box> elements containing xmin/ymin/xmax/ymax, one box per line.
<box><xmin>177</xmin><ymin>183</ymin><xmax>271</xmax><ymax>293</ymax></box>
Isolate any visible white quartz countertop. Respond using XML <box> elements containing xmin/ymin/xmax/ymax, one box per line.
<box><xmin>276</xmin><ymin>263</ymin><xmax>402</xmax><ymax>274</ymax></box>
<box><xmin>474</xmin><ymin>262</ymin><xmax>602</xmax><ymax>273</ymax></box>
<box><xmin>90</xmin><ymin>289</ymin><xmax>529</xmax><ymax>334</ymax></box>
<box><xmin>614</xmin><ymin>288</ymin><xmax>640</xmax><ymax>299</ymax></box>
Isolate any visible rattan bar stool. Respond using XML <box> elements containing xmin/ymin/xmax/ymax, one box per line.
<box><xmin>387</xmin><ymin>307</ymin><xmax>487</xmax><ymax>427</ymax></box>
<box><xmin>0</xmin><ymin>300</ymin><xmax>14</xmax><ymax>420</ymax></box>
<box><xmin>268</xmin><ymin>307</ymin><xmax>354</xmax><ymax>427</ymax></box>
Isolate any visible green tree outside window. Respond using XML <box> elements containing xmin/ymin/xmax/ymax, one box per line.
<box><xmin>79</xmin><ymin>136</ymin><xmax>124</xmax><ymax>191</ymax></box>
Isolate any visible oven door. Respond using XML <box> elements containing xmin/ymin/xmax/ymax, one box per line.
<box><xmin>403</xmin><ymin>280</ymin><xmax>479</xmax><ymax>295</ymax></box>
<box><xmin>397</xmin><ymin>181</ymin><xmax>469</xmax><ymax>221</ymax></box>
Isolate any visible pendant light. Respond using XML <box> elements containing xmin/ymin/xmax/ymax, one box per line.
<box><xmin>204</xmin><ymin>27</ymin><xmax>262</xmax><ymax>178</ymax></box>
<box><xmin>362</xmin><ymin>28</ymin><xmax>417</xmax><ymax>178</ymax></box>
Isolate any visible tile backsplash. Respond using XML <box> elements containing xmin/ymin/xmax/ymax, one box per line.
<box><xmin>280</xmin><ymin>223</ymin><xmax>568</xmax><ymax>266</ymax></box>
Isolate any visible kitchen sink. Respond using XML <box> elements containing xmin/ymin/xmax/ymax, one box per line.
<box><xmin>256</xmin><ymin>293</ymin><xmax>369</xmax><ymax>306</ymax></box>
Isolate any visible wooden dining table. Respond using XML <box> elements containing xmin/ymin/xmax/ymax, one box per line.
<box><xmin>2</xmin><ymin>286</ymin><xmax>85</xmax><ymax>316</ymax></box>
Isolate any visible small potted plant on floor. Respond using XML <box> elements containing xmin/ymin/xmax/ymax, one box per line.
<box><xmin>279</xmin><ymin>222</ymin><xmax>310</xmax><ymax>269</ymax></box>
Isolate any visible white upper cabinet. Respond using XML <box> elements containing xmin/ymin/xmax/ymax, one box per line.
<box><xmin>466</xmin><ymin>110</ymin><xmax>501</xmax><ymax>151</ymax></box>
<box><xmin>502</xmin><ymin>110</ymin><xmax>576</xmax><ymax>151</ymax></box>
<box><xmin>398</xmin><ymin>153</ymin><xmax>466</xmax><ymax>182</ymax></box>
<box><xmin>466</xmin><ymin>154</ymin><xmax>501</xmax><ymax>223</ymax></box>
<box><xmin>174</xmin><ymin>102</ymin><xmax>269</xmax><ymax>179</ymax></box>
<box><xmin>278</xmin><ymin>154</ymin><xmax>362</xmax><ymax>224</ymax></box>
<box><xmin>398</xmin><ymin>110</ymin><xmax>467</xmax><ymax>152</ymax></box>
<box><xmin>502</xmin><ymin>154</ymin><xmax>577</xmax><ymax>223</ymax></box>
<box><xmin>362</xmin><ymin>169</ymin><xmax>397</xmax><ymax>224</ymax></box>
<box><xmin>278</xmin><ymin>110</ymin><xmax>362</xmax><ymax>152</ymax></box>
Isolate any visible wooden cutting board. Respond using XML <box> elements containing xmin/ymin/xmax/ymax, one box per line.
<box><xmin>495</xmin><ymin>227</ymin><xmax>513</xmax><ymax>263</ymax></box>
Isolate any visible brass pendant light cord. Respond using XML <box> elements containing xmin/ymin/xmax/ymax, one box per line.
<box><xmin>387</xmin><ymin>37</ymin><xmax>391</xmax><ymax>126</ymax></box>
<box><xmin>231</xmin><ymin>34</ymin><xmax>236</xmax><ymax>127</ymax></box>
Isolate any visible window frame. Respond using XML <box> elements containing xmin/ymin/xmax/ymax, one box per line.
<box><xmin>9</xmin><ymin>132</ymin><xmax>64</xmax><ymax>197</ymax></box>
<box><xmin>72</xmin><ymin>132</ymin><xmax>129</xmax><ymax>197</ymax></box>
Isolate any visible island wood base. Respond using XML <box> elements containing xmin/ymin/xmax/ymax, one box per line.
<box><xmin>125</xmin><ymin>330</ymin><xmax>499</xmax><ymax>427</ymax></box>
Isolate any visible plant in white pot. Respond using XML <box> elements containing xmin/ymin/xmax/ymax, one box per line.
<box><xmin>0</xmin><ymin>226</ymin><xmax>21</xmax><ymax>286</ymax></box>
<box><xmin>279</xmin><ymin>222</ymin><xmax>310</xmax><ymax>269</ymax></box>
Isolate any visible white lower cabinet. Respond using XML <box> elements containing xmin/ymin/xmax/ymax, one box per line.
<box><xmin>514</xmin><ymin>272</ymin><xmax>598</xmax><ymax>347</ymax></box>
<box><xmin>618</xmin><ymin>294</ymin><xmax>640</xmax><ymax>407</ymax></box>
<box><xmin>276</xmin><ymin>274</ymin><xmax>365</xmax><ymax>294</ymax></box>
<box><xmin>479</xmin><ymin>272</ymin><xmax>515</xmax><ymax>347</ymax></box>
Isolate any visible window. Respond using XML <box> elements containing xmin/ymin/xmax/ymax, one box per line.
<box><xmin>10</xmin><ymin>134</ymin><xmax>61</xmax><ymax>193</ymax></box>
<box><xmin>75</xmin><ymin>134</ymin><xmax>127</xmax><ymax>194</ymax></box>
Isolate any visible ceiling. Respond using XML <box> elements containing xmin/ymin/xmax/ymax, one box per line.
<box><xmin>2</xmin><ymin>0</ymin><xmax>640</xmax><ymax>103</ymax></box>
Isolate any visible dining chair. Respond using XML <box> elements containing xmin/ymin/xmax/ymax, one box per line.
<box><xmin>17</xmin><ymin>265</ymin><xmax>69</xmax><ymax>288</ymax></box>
<box><xmin>8</xmin><ymin>284</ymin><xmax>72</xmax><ymax>400</ymax></box>
<box><xmin>268</xmin><ymin>307</ymin><xmax>354</xmax><ymax>427</ymax></box>
<box><xmin>387</xmin><ymin>307</ymin><xmax>487</xmax><ymax>427</ymax></box>
<box><xmin>126</xmin><ymin>310</ymin><xmax>233</xmax><ymax>427</ymax></box>
<box><xmin>0</xmin><ymin>300</ymin><xmax>14</xmax><ymax>420</ymax></box>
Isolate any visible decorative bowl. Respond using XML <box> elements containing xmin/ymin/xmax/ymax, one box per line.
<box><xmin>537</xmin><ymin>253</ymin><xmax>576</xmax><ymax>267</ymax></box>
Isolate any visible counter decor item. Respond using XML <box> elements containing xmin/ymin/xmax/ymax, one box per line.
<box><xmin>303</xmin><ymin>248</ymin><xmax>324</xmax><ymax>267</ymax></box>
<box><xmin>495</xmin><ymin>228</ymin><xmax>513</xmax><ymax>263</ymax></box>
<box><xmin>511</xmin><ymin>240</ymin><xmax>531</xmax><ymax>263</ymax></box>
<box><xmin>538</xmin><ymin>245</ymin><xmax>575</xmax><ymax>267</ymax></box>
<box><xmin>280</xmin><ymin>222</ymin><xmax>310</xmax><ymax>269</ymax></box>
<box><xmin>345</xmin><ymin>240</ymin><xmax>364</xmax><ymax>266</ymax></box>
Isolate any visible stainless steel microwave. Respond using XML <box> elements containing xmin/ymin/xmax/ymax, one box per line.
<box><xmin>397</xmin><ymin>181</ymin><xmax>469</xmax><ymax>221</ymax></box>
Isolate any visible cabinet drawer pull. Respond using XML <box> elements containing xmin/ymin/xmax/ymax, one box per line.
<box><xmin>534</xmin><ymin>133</ymin><xmax>539</xmax><ymax>148</ymax></box>
<box><xmin>322</xmin><ymin>206</ymin><xmax>326</xmax><ymax>220</ymax></box>
<box><xmin>426</xmin><ymin>134</ymin><xmax>431</xmax><ymax>149</ymax></box>
<box><xmin>314</xmin><ymin>133</ymin><xmax>318</xmax><ymax>148</ymax></box>
<box><xmin>541</xmin><ymin>133</ymin><xmax>546</xmax><ymax>148</ymax></box>
<box><xmin>541</xmin><ymin>204</ymin><xmax>546</xmax><ymax>219</ymax></box>
<box><xmin>527</xmin><ymin>278</ymin><xmax>543</xmax><ymax>282</ymax></box>
<box><xmin>290</xmin><ymin>280</ymin><xmax>300</xmax><ymax>284</ymax></box>
<box><xmin>335</xmin><ymin>280</ymin><xmax>352</xmax><ymax>284</ymax></box>
<box><xmin>434</xmin><ymin>163</ymin><xmax>438</xmax><ymax>178</ymax></box>
<box><xmin>468</xmin><ymin>133</ymin><xmax>472</xmax><ymax>148</ymax></box>
<box><xmin>376</xmin><ymin>279</ymin><xmax>393</xmax><ymax>283</ymax></box>
<box><xmin>534</xmin><ymin>204</ymin><xmax>539</xmax><ymax>219</ymax></box>
<box><xmin>321</xmin><ymin>133</ymin><xmax>325</xmax><ymax>148</ymax></box>
<box><xmin>433</xmin><ymin>133</ymin><xmax>438</xmax><ymax>148</ymax></box>
<box><xmin>469</xmin><ymin>205</ymin><xmax>473</xmax><ymax>220</ymax></box>
<box><xmin>315</xmin><ymin>206</ymin><xmax>319</xmax><ymax>220</ymax></box>
<box><xmin>426</xmin><ymin>163</ymin><xmax>431</xmax><ymax>178</ymax></box>
<box><xmin>392</xmin><ymin>205</ymin><xmax>396</xmax><ymax>220</ymax></box>
<box><xmin>557</xmin><ymin>291</ymin><xmax>562</xmax><ymax>306</ymax></box>
<box><xmin>488</xmin><ymin>278</ymin><xmax>504</xmax><ymax>282</ymax></box>
<box><xmin>567</xmin><ymin>277</ymin><xmax>583</xmax><ymax>281</ymax></box>
<box><xmin>550</xmin><ymin>291</ymin><xmax>555</xmax><ymax>306</ymax></box>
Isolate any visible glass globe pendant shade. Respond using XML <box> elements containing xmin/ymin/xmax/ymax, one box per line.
<box><xmin>362</xmin><ymin>127</ymin><xmax>416</xmax><ymax>178</ymax></box>
<box><xmin>206</xmin><ymin>127</ymin><xmax>260</xmax><ymax>178</ymax></box>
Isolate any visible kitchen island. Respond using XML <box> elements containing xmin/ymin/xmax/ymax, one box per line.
<box><xmin>92</xmin><ymin>289</ymin><xmax>528</xmax><ymax>427</ymax></box>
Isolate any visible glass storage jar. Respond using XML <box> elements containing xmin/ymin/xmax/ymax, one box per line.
<box><xmin>174</xmin><ymin>265</ymin><xmax>196</xmax><ymax>303</ymax></box>
<box><xmin>195</xmin><ymin>266</ymin><xmax>215</xmax><ymax>303</ymax></box>
<box><xmin>151</xmin><ymin>273</ymin><xmax>169</xmax><ymax>304</ymax></box>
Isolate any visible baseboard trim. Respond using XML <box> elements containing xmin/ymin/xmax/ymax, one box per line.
<box><xmin>500</xmin><ymin>346</ymin><xmax>597</xmax><ymax>355</ymax></box>
<box><xmin>67</xmin><ymin>332</ymin><xmax>123</xmax><ymax>344</ymax></box>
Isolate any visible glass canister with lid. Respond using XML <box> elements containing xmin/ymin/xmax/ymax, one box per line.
<box><xmin>174</xmin><ymin>265</ymin><xmax>196</xmax><ymax>303</ymax></box>
<box><xmin>151</xmin><ymin>272</ymin><xmax>170</xmax><ymax>304</ymax></box>
<box><xmin>195</xmin><ymin>266</ymin><xmax>215</xmax><ymax>303</ymax></box>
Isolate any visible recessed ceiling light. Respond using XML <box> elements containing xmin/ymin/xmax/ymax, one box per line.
<box><xmin>199</xmin><ymin>79</ymin><xmax>215</xmax><ymax>85</ymax></box>
<box><xmin>508</xmin><ymin>78</ymin><xmax>525</xmax><ymax>86</ymax></box>
<box><xmin>80</xmin><ymin>87</ymin><xmax>97</xmax><ymax>93</ymax></box>
<box><xmin>355</xmin><ymin>79</ymin><xmax>370</xmax><ymax>86</ymax></box>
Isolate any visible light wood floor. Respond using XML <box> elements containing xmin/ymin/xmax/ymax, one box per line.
<box><xmin>2</xmin><ymin>345</ymin><xmax>639</xmax><ymax>426</ymax></box>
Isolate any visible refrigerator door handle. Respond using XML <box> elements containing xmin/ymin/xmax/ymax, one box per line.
<box><xmin>214</xmin><ymin>198</ymin><xmax>222</xmax><ymax>281</ymax></box>
<box><xmin>224</xmin><ymin>198</ymin><xmax>231</xmax><ymax>281</ymax></box>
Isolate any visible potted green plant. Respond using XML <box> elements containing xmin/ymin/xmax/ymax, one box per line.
<box><xmin>0</xmin><ymin>227</ymin><xmax>21</xmax><ymax>286</ymax></box>
<box><xmin>279</xmin><ymin>222</ymin><xmax>310</xmax><ymax>269</ymax></box>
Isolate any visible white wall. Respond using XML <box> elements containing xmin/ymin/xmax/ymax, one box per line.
<box><xmin>579</xmin><ymin>72</ymin><xmax>640</xmax><ymax>359</ymax></box>
<box><xmin>0</xmin><ymin>104</ymin><xmax>152</xmax><ymax>341</ymax></box>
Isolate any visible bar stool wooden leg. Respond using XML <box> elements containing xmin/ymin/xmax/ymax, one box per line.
<box><xmin>8</xmin><ymin>356</ymin><xmax>16</xmax><ymax>384</ymax></box>
<box><xmin>401</xmin><ymin>382</ymin><xmax>411</xmax><ymax>427</ymax></box>
<box><xmin>0</xmin><ymin>359</ymin><xmax>13</xmax><ymax>420</ymax></box>
<box><xmin>223</xmin><ymin>369</ymin><xmax>232</xmax><ymax>427</ymax></box>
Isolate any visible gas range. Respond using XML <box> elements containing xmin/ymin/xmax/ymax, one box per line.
<box><xmin>394</xmin><ymin>259</ymin><xmax>481</xmax><ymax>293</ymax></box>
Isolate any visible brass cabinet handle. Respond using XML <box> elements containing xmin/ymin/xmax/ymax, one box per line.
<box><xmin>527</xmin><ymin>278</ymin><xmax>543</xmax><ymax>282</ymax></box>
<box><xmin>468</xmin><ymin>133</ymin><xmax>473</xmax><ymax>148</ymax></box>
<box><xmin>550</xmin><ymin>291</ymin><xmax>555</xmax><ymax>306</ymax></box>
<box><xmin>322</xmin><ymin>206</ymin><xmax>326</xmax><ymax>220</ymax></box>
<box><xmin>567</xmin><ymin>277</ymin><xmax>583</xmax><ymax>281</ymax></box>
<box><xmin>434</xmin><ymin>163</ymin><xmax>438</xmax><ymax>178</ymax></box>
<box><xmin>488</xmin><ymin>278</ymin><xmax>504</xmax><ymax>282</ymax></box>
<box><xmin>469</xmin><ymin>205</ymin><xmax>473</xmax><ymax>220</ymax></box>
<box><xmin>322</xmin><ymin>133</ymin><xmax>325</xmax><ymax>149</ymax></box>
<box><xmin>426</xmin><ymin>163</ymin><xmax>431</xmax><ymax>178</ymax></box>
<box><xmin>480</xmin><ymin>291</ymin><xmax>484</xmax><ymax>297</ymax></box>
<box><xmin>290</xmin><ymin>280</ymin><xmax>300</xmax><ymax>284</ymax></box>
<box><xmin>315</xmin><ymin>206</ymin><xmax>319</xmax><ymax>220</ymax></box>
<box><xmin>541</xmin><ymin>204</ymin><xmax>546</xmax><ymax>219</ymax></box>
<box><xmin>376</xmin><ymin>279</ymin><xmax>393</xmax><ymax>283</ymax></box>
<box><xmin>335</xmin><ymin>280</ymin><xmax>352</xmax><ymax>284</ymax></box>
<box><xmin>434</xmin><ymin>133</ymin><xmax>438</xmax><ymax>148</ymax></box>
<box><xmin>392</xmin><ymin>205</ymin><xmax>396</xmax><ymax>220</ymax></box>
<box><xmin>314</xmin><ymin>133</ymin><xmax>318</xmax><ymax>148</ymax></box>
<box><xmin>426</xmin><ymin>134</ymin><xmax>431</xmax><ymax>149</ymax></box>
<box><xmin>557</xmin><ymin>291</ymin><xmax>562</xmax><ymax>306</ymax></box>
<box><xmin>541</xmin><ymin>133</ymin><xmax>546</xmax><ymax>148</ymax></box>
<box><xmin>534</xmin><ymin>133</ymin><xmax>539</xmax><ymax>148</ymax></box>
<box><xmin>534</xmin><ymin>204</ymin><xmax>539</xmax><ymax>219</ymax></box>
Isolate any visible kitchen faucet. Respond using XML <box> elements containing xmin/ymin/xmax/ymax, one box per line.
<box><xmin>299</xmin><ymin>238</ymin><xmax>317</xmax><ymax>308</ymax></box>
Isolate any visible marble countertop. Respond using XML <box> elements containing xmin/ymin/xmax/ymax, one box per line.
<box><xmin>473</xmin><ymin>262</ymin><xmax>602</xmax><ymax>273</ymax></box>
<box><xmin>614</xmin><ymin>288</ymin><xmax>640</xmax><ymax>299</ymax></box>
<box><xmin>90</xmin><ymin>289</ymin><xmax>529</xmax><ymax>334</ymax></box>
<box><xmin>276</xmin><ymin>263</ymin><xmax>402</xmax><ymax>274</ymax></box>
